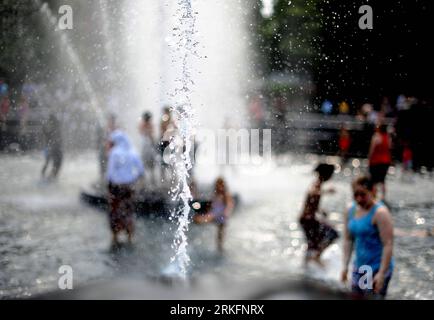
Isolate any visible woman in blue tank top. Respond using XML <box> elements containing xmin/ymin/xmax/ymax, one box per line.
<box><xmin>342</xmin><ymin>175</ymin><xmax>394</xmax><ymax>299</ymax></box>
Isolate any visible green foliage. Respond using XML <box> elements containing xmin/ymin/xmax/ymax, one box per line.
<box><xmin>254</xmin><ymin>0</ymin><xmax>322</xmax><ymax>75</ymax></box>
<box><xmin>0</xmin><ymin>0</ymin><xmax>58</xmax><ymax>83</ymax></box>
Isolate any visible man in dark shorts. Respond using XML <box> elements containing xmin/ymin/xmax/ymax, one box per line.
<box><xmin>108</xmin><ymin>183</ymin><xmax>134</xmax><ymax>242</ymax></box>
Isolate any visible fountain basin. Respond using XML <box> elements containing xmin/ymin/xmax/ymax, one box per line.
<box><xmin>80</xmin><ymin>184</ymin><xmax>240</xmax><ymax>217</ymax></box>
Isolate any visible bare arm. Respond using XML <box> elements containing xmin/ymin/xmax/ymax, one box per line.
<box><xmin>373</xmin><ymin>207</ymin><xmax>394</xmax><ymax>293</ymax></box>
<box><xmin>341</xmin><ymin>205</ymin><xmax>354</xmax><ymax>282</ymax></box>
<box><xmin>224</xmin><ymin>194</ymin><xmax>235</xmax><ymax>218</ymax></box>
<box><xmin>375</xmin><ymin>208</ymin><xmax>394</xmax><ymax>274</ymax></box>
<box><xmin>368</xmin><ymin>133</ymin><xmax>380</xmax><ymax>160</ymax></box>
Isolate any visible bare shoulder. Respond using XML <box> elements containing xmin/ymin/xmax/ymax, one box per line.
<box><xmin>226</xmin><ymin>193</ymin><xmax>234</xmax><ymax>203</ymax></box>
<box><xmin>374</xmin><ymin>205</ymin><xmax>393</xmax><ymax>223</ymax></box>
<box><xmin>377</xmin><ymin>205</ymin><xmax>392</xmax><ymax>215</ymax></box>
<box><xmin>308</xmin><ymin>184</ymin><xmax>321</xmax><ymax>195</ymax></box>
<box><xmin>343</xmin><ymin>202</ymin><xmax>354</xmax><ymax>218</ymax></box>
<box><xmin>345</xmin><ymin>201</ymin><xmax>355</xmax><ymax>212</ymax></box>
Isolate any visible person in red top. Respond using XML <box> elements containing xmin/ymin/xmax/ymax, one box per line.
<box><xmin>338</xmin><ymin>124</ymin><xmax>351</xmax><ymax>164</ymax></box>
<box><xmin>401</xmin><ymin>139</ymin><xmax>413</xmax><ymax>182</ymax></box>
<box><xmin>368</xmin><ymin>124</ymin><xmax>392</xmax><ymax>200</ymax></box>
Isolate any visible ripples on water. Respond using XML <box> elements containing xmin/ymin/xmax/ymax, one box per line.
<box><xmin>0</xmin><ymin>152</ymin><xmax>433</xmax><ymax>299</ymax></box>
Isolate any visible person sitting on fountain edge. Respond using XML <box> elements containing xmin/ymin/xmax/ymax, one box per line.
<box><xmin>107</xmin><ymin>130</ymin><xmax>144</xmax><ymax>246</ymax></box>
<box><xmin>193</xmin><ymin>177</ymin><xmax>234</xmax><ymax>253</ymax></box>
<box><xmin>299</xmin><ymin>163</ymin><xmax>339</xmax><ymax>266</ymax></box>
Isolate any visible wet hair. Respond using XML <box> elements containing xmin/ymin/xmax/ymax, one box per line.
<box><xmin>314</xmin><ymin>163</ymin><xmax>335</xmax><ymax>182</ymax></box>
<box><xmin>215</xmin><ymin>177</ymin><xmax>226</xmax><ymax>191</ymax></box>
<box><xmin>214</xmin><ymin>177</ymin><xmax>230</xmax><ymax>205</ymax></box>
<box><xmin>142</xmin><ymin>111</ymin><xmax>152</xmax><ymax>121</ymax></box>
<box><xmin>352</xmin><ymin>175</ymin><xmax>375</xmax><ymax>191</ymax></box>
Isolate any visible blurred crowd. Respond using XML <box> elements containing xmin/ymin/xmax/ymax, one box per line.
<box><xmin>0</xmin><ymin>77</ymin><xmax>97</xmax><ymax>151</ymax></box>
<box><xmin>247</xmin><ymin>93</ymin><xmax>434</xmax><ymax>172</ymax></box>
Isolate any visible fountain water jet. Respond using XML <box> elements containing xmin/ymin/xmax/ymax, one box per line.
<box><xmin>165</xmin><ymin>0</ymin><xmax>198</xmax><ymax>280</ymax></box>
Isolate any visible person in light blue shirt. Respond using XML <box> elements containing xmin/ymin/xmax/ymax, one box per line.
<box><xmin>107</xmin><ymin>130</ymin><xmax>144</xmax><ymax>245</ymax></box>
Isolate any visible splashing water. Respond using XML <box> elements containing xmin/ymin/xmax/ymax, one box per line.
<box><xmin>166</xmin><ymin>0</ymin><xmax>199</xmax><ymax>279</ymax></box>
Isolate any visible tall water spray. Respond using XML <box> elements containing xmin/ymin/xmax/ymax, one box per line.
<box><xmin>166</xmin><ymin>0</ymin><xmax>198</xmax><ymax>279</ymax></box>
<box><xmin>34</xmin><ymin>0</ymin><xmax>252</xmax><ymax>279</ymax></box>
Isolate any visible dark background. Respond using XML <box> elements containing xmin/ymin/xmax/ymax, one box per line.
<box><xmin>314</xmin><ymin>0</ymin><xmax>433</xmax><ymax>106</ymax></box>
